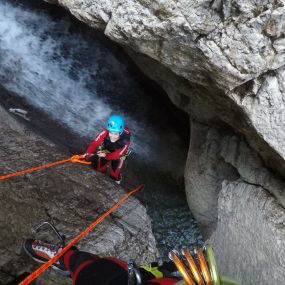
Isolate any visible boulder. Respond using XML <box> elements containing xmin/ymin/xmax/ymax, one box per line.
<box><xmin>210</xmin><ymin>180</ymin><xmax>285</xmax><ymax>285</ymax></box>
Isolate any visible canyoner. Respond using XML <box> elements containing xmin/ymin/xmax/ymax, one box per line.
<box><xmin>19</xmin><ymin>185</ymin><xmax>145</xmax><ymax>285</ymax></box>
<box><xmin>15</xmin><ymin>195</ymin><xmax>240</xmax><ymax>285</ymax></box>
<box><xmin>84</xmin><ymin>115</ymin><xmax>131</xmax><ymax>185</ymax></box>
<box><xmin>0</xmin><ymin>115</ymin><xmax>132</xmax><ymax>184</ymax></box>
<box><xmin>19</xmin><ymin>213</ymin><xmax>240</xmax><ymax>285</ymax></box>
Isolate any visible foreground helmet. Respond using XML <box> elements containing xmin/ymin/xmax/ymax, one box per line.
<box><xmin>106</xmin><ymin>115</ymin><xmax>125</xmax><ymax>133</ymax></box>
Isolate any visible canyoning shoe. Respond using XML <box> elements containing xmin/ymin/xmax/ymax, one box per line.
<box><xmin>115</xmin><ymin>175</ymin><xmax>123</xmax><ymax>185</ymax></box>
<box><xmin>23</xmin><ymin>239</ymin><xmax>69</xmax><ymax>275</ymax></box>
<box><xmin>115</xmin><ymin>173</ymin><xmax>123</xmax><ymax>185</ymax></box>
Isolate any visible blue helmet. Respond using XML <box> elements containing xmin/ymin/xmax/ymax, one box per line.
<box><xmin>106</xmin><ymin>115</ymin><xmax>125</xmax><ymax>133</ymax></box>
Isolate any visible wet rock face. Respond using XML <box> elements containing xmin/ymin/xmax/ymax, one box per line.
<box><xmin>185</xmin><ymin>121</ymin><xmax>285</xmax><ymax>226</ymax></box>
<box><xmin>0</xmin><ymin>106</ymin><xmax>158</xmax><ymax>283</ymax></box>
<box><xmin>210</xmin><ymin>181</ymin><xmax>285</xmax><ymax>285</ymax></box>
<box><xmin>184</xmin><ymin>122</ymin><xmax>240</xmax><ymax>237</ymax></box>
<box><xmin>186</xmin><ymin>121</ymin><xmax>285</xmax><ymax>284</ymax></box>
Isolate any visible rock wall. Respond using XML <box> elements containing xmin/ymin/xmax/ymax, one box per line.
<box><xmin>184</xmin><ymin>122</ymin><xmax>240</xmax><ymax>237</ymax></box>
<box><xmin>186</xmin><ymin>121</ymin><xmax>285</xmax><ymax>284</ymax></box>
<box><xmin>0</xmin><ymin>105</ymin><xmax>158</xmax><ymax>284</ymax></box>
<box><xmin>37</xmin><ymin>1</ymin><xmax>285</xmax><ymax>284</ymax></box>
<box><xmin>210</xmin><ymin>181</ymin><xmax>285</xmax><ymax>285</ymax></box>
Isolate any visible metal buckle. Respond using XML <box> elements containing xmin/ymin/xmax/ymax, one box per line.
<box><xmin>33</xmin><ymin>221</ymin><xmax>65</xmax><ymax>248</ymax></box>
<box><xmin>128</xmin><ymin>261</ymin><xmax>142</xmax><ymax>285</ymax></box>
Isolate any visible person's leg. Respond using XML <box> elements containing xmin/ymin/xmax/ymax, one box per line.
<box><xmin>90</xmin><ymin>155</ymin><xmax>108</xmax><ymax>173</ymax></box>
<box><xmin>110</xmin><ymin>159</ymin><xmax>124</xmax><ymax>182</ymax></box>
<box><xmin>23</xmin><ymin>239</ymin><xmax>69</xmax><ymax>275</ymax></box>
<box><xmin>23</xmin><ymin>240</ymin><xmax>128</xmax><ymax>284</ymax></box>
<box><xmin>63</xmin><ymin>251</ymin><xmax>128</xmax><ymax>285</ymax></box>
<box><xmin>63</xmin><ymin>250</ymin><xmax>99</xmax><ymax>278</ymax></box>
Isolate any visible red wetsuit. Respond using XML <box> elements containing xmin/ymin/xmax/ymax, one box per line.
<box><xmin>63</xmin><ymin>249</ymin><xmax>179</xmax><ymax>285</ymax></box>
<box><xmin>86</xmin><ymin>127</ymin><xmax>131</xmax><ymax>181</ymax></box>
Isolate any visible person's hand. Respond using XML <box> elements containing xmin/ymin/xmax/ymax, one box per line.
<box><xmin>84</xmin><ymin>153</ymin><xmax>91</xmax><ymax>161</ymax></box>
<box><xmin>97</xmin><ymin>151</ymin><xmax>106</xmax><ymax>158</ymax></box>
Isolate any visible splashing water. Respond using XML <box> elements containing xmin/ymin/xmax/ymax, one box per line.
<box><xmin>0</xmin><ymin>1</ymin><xmax>190</xmax><ymax>175</ymax></box>
<box><xmin>0</xmin><ymin>0</ymin><xmax>156</xmax><ymax>159</ymax></box>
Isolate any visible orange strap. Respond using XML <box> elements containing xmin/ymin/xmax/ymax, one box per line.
<box><xmin>19</xmin><ymin>184</ymin><xmax>143</xmax><ymax>285</ymax></box>
<box><xmin>70</xmin><ymin>155</ymin><xmax>92</xmax><ymax>165</ymax></box>
<box><xmin>0</xmin><ymin>155</ymin><xmax>91</xmax><ymax>180</ymax></box>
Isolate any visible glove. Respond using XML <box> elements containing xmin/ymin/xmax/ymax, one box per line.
<box><xmin>84</xmin><ymin>153</ymin><xmax>91</xmax><ymax>162</ymax></box>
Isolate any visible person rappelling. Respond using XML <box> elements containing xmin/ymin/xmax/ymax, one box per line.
<box><xmin>16</xmin><ymin>188</ymin><xmax>240</xmax><ymax>285</ymax></box>
<box><xmin>22</xmin><ymin>239</ymin><xmax>179</xmax><ymax>285</ymax></box>
<box><xmin>17</xmin><ymin>188</ymin><xmax>182</xmax><ymax>285</ymax></box>
<box><xmin>84</xmin><ymin>115</ymin><xmax>130</xmax><ymax>184</ymax></box>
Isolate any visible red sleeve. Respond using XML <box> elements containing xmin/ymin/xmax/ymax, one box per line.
<box><xmin>105</xmin><ymin>140</ymin><xmax>130</xmax><ymax>160</ymax></box>
<box><xmin>86</xmin><ymin>129</ymin><xmax>108</xmax><ymax>154</ymax></box>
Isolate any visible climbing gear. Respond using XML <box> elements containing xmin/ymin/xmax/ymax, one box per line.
<box><xmin>195</xmin><ymin>246</ymin><xmax>213</xmax><ymax>285</ymax></box>
<box><xmin>19</xmin><ymin>184</ymin><xmax>144</xmax><ymax>285</ymax></box>
<box><xmin>23</xmin><ymin>221</ymin><xmax>69</xmax><ymax>275</ymax></box>
<box><xmin>0</xmin><ymin>154</ymin><xmax>91</xmax><ymax>180</ymax></box>
<box><xmin>121</xmin><ymin>148</ymin><xmax>132</xmax><ymax>161</ymax></box>
<box><xmin>169</xmin><ymin>245</ymin><xmax>240</xmax><ymax>285</ymax></box>
<box><xmin>204</xmin><ymin>245</ymin><xmax>219</xmax><ymax>285</ymax></box>
<box><xmin>9</xmin><ymin>108</ymin><xmax>30</xmax><ymax>121</ymax></box>
<box><xmin>98</xmin><ymin>145</ymin><xmax>132</xmax><ymax>161</ymax></box>
<box><xmin>97</xmin><ymin>146</ymin><xmax>110</xmax><ymax>153</ymax></box>
<box><xmin>140</xmin><ymin>265</ymin><xmax>163</xmax><ymax>278</ymax></box>
<box><xmin>70</xmin><ymin>154</ymin><xmax>92</xmax><ymax>165</ymax></box>
<box><xmin>128</xmin><ymin>261</ymin><xmax>142</xmax><ymax>285</ymax></box>
<box><xmin>182</xmin><ymin>248</ymin><xmax>206</xmax><ymax>285</ymax></box>
<box><xmin>23</xmin><ymin>239</ymin><xmax>69</xmax><ymax>275</ymax></box>
<box><xmin>169</xmin><ymin>250</ymin><xmax>195</xmax><ymax>285</ymax></box>
<box><xmin>34</xmin><ymin>221</ymin><xmax>66</xmax><ymax>248</ymax></box>
<box><xmin>106</xmin><ymin>115</ymin><xmax>124</xmax><ymax>133</ymax></box>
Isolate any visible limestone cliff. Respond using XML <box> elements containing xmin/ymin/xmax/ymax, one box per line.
<box><xmin>0</xmin><ymin>105</ymin><xmax>158</xmax><ymax>284</ymax></box>
<box><xmin>37</xmin><ymin>1</ymin><xmax>285</xmax><ymax>284</ymax></box>
<box><xmin>186</xmin><ymin>121</ymin><xmax>285</xmax><ymax>284</ymax></box>
<box><xmin>47</xmin><ymin>0</ymin><xmax>285</xmax><ymax>175</ymax></box>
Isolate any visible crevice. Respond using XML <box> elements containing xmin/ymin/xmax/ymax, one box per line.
<box><xmin>239</xmin><ymin>177</ymin><xmax>271</xmax><ymax>192</ymax></box>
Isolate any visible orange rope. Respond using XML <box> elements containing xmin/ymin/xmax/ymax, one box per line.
<box><xmin>19</xmin><ymin>184</ymin><xmax>144</xmax><ymax>285</ymax></box>
<box><xmin>0</xmin><ymin>155</ymin><xmax>90</xmax><ymax>180</ymax></box>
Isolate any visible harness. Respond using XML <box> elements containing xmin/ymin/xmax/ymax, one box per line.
<box><xmin>98</xmin><ymin>145</ymin><xmax>132</xmax><ymax>160</ymax></box>
<box><xmin>128</xmin><ymin>262</ymin><xmax>142</xmax><ymax>285</ymax></box>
